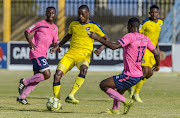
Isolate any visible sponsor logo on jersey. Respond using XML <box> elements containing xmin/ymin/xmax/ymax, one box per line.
<box><xmin>159</xmin><ymin>24</ymin><xmax>162</xmax><ymax>27</ymax></box>
<box><xmin>86</xmin><ymin>27</ymin><xmax>90</xmax><ymax>31</ymax></box>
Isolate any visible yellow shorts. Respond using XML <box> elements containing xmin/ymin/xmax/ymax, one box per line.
<box><xmin>56</xmin><ymin>49</ymin><xmax>91</xmax><ymax>74</ymax></box>
<box><xmin>141</xmin><ymin>49</ymin><xmax>156</xmax><ymax>68</ymax></box>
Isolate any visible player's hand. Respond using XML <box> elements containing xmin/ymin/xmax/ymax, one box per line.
<box><xmin>49</xmin><ymin>47</ymin><xmax>58</xmax><ymax>54</ymax></box>
<box><xmin>29</xmin><ymin>42</ymin><xmax>36</xmax><ymax>50</ymax></box>
<box><xmin>152</xmin><ymin>64</ymin><xmax>159</xmax><ymax>72</ymax></box>
<box><xmin>57</xmin><ymin>47</ymin><xmax>61</xmax><ymax>53</ymax></box>
<box><xmin>94</xmin><ymin>49</ymin><xmax>101</xmax><ymax>56</ymax></box>
<box><xmin>88</xmin><ymin>32</ymin><xmax>100</xmax><ymax>40</ymax></box>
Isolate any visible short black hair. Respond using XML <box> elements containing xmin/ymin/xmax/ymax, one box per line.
<box><xmin>46</xmin><ymin>6</ymin><xmax>56</xmax><ymax>13</ymax></box>
<box><xmin>150</xmin><ymin>5</ymin><xmax>159</xmax><ymax>10</ymax></box>
<box><xmin>78</xmin><ymin>5</ymin><xmax>89</xmax><ymax>12</ymax></box>
<box><xmin>128</xmin><ymin>17</ymin><xmax>140</xmax><ymax>27</ymax></box>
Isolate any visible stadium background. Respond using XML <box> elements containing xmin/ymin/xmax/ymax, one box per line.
<box><xmin>0</xmin><ymin>0</ymin><xmax>176</xmax><ymax>42</ymax></box>
<box><xmin>0</xmin><ymin>0</ymin><xmax>180</xmax><ymax>72</ymax></box>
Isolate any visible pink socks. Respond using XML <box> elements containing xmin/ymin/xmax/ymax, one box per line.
<box><xmin>24</xmin><ymin>73</ymin><xmax>44</xmax><ymax>86</ymax></box>
<box><xmin>19</xmin><ymin>83</ymin><xmax>38</xmax><ymax>99</ymax></box>
<box><xmin>105</xmin><ymin>88</ymin><xmax>126</xmax><ymax>103</ymax></box>
<box><xmin>112</xmin><ymin>93</ymin><xmax>124</xmax><ymax>110</ymax></box>
<box><xmin>19</xmin><ymin>73</ymin><xmax>44</xmax><ymax>99</ymax></box>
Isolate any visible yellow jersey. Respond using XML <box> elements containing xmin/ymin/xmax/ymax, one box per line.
<box><xmin>139</xmin><ymin>18</ymin><xmax>163</xmax><ymax>47</ymax></box>
<box><xmin>68</xmin><ymin>20</ymin><xmax>105</xmax><ymax>54</ymax></box>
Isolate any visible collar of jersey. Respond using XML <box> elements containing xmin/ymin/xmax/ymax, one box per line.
<box><xmin>78</xmin><ymin>20</ymin><xmax>93</xmax><ymax>25</ymax></box>
<box><xmin>149</xmin><ymin>17</ymin><xmax>160</xmax><ymax>23</ymax></box>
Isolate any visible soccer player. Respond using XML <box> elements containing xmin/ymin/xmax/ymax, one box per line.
<box><xmin>17</xmin><ymin>7</ymin><xmax>60</xmax><ymax>104</ymax></box>
<box><xmin>129</xmin><ymin>5</ymin><xmax>163</xmax><ymax>103</ymax></box>
<box><xmin>88</xmin><ymin>17</ymin><xmax>160</xmax><ymax>114</ymax></box>
<box><xmin>49</xmin><ymin>5</ymin><xmax>109</xmax><ymax>105</ymax></box>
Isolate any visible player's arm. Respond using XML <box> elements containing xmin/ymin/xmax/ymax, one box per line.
<box><xmin>25</xmin><ymin>22</ymin><xmax>42</xmax><ymax>50</ymax></box>
<box><xmin>24</xmin><ymin>30</ymin><xmax>36</xmax><ymax>50</ymax></box>
<box><xmin>156</xmin><ymin>43</ymin><xmax>160</xmax><ymax>53</ymax></box>
<box><xmin>50</xmin><ymin>33</ymin><xmax>72</xmax><ymax>54</ymax></box>
<box><xmin>147</xmin><ymin>39</ymin><xmax>160</xmax><ymax>71</ymax></box>
<box><xmin>52</xmin><ymin>42</ymin><xmax>61</xmax><ymax>53</ymax></box>
<box><xmin>88</xmin><ymin>32</ymin><xmax>122</xmax><ymax>50</ymax></box>
<box><xmin>151</xmin><ymin>48</ymin><xmax>160</xmax><ymax>71</ymax></box>
<box><xmin>94</xmin><ymin>35</ymin><xmax>110</xmax><ymax>55</ymax></box>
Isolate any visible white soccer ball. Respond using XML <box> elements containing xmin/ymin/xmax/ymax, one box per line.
<box><xmin>46</xmin><ymin>97</ymin><xmax>62</xmax><ymax>111</ymax></box>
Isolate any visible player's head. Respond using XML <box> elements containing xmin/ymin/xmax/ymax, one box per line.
<box><xmin>127</xmin><ymin>17</ymin><xmax>140</xmax><ymax>33</ymax></box>
<box><xmin>149</xmin><ymin>5</ymin><xmax>159</xmax><ymax>21</ymax></box>
<box><xmin>78</xmin><ymin>5</ymin><xmax>90</xmax><ymax>23</ymax></box>
<box><xmin>46</xmin><ymin>7</ymin><xmax>56</xmax><ymax>23</ymax></box>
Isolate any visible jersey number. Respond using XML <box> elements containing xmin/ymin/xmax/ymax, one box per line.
<box><xmin>136</xmin><ymin>46</ymin><xmax>146</xmax><ymax>62</ymax></box>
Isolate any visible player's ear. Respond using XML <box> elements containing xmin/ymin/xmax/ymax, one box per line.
<box><xmin>87</xmin><ymin>11</ymin><xmax>90</xmax><ymax>16</ymax></box>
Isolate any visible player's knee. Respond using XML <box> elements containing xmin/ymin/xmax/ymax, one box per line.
<box><xmin>44</xmin><ymin>73</ymin><xmax>51</xmax><ymax>80</ymax></box>
<box><xmin>54</xmin><ymin>70</ymin><xmax>63</xmax><ymax>82</ymax></box>
<box><xmin>43</xmin><ymin>70</ymin><xmax>51</xmax><ymax>80</ymax></box>
<box><xmin>80</xmin><ymin>65</ymin><xmax>88</xmax><ymax>75</ymax></box>
<box><xmin>99</xmin><ymin>80</ymin><xmax>107</xmax><ymax>92</ymax></box>
<box><xmin>82</xmin><ymin>68</ymin><xmax>88</xmax><ymax>75</ymax></box>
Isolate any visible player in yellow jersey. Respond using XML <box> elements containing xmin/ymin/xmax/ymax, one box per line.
<box><xmin>129</xmin><ymin>5</ymin><xmax>163</xmax><ymax>102</ymax></box>
<box><xmin>50</xmin><ymin>5</ymin><xmax>109</xmax><ymax>106</ymax></box>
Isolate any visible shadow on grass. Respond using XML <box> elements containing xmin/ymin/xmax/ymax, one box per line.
<box><xmin>0</xmin><ymin>107</ymin><xmax>81</xmax><ymax>114</ymax></box>
<box><xmin>0</xmin><ymin>95</ymin><xmax>48</xmax><ymax>100</ymax></box>
<box><xmin>0</xmin><ymin>95</ymin><xmax>111</xmax><ymax>102</ymax></box>
<box><xmin>0</xmin><ymin>106</ymin><xmax>102</xmax><ymax>115</ymax></box>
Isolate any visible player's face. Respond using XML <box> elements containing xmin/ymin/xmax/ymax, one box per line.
<box><xmin>149</xmin><ymin>8</ymin><xmax>159</xmax><ymax>21</ymax></box>
<box><xmin>46</xmin><ymin>8</ymin><xmax>56</xmax><ymax>23</ymax></box>
<box><xmin>78</xmin><ymin>9</ymin><xmax>90</xmax><ymax>23</ymax></box>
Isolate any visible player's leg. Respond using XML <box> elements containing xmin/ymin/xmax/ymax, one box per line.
<box><xmin>99</xmin><ymin>74</ymin><xmax>134</xmax><ymax>114</ymax></box>
<box><xmin>17</xmin><ymin>57</ymin><xmax>50</xmax><ymax>104</ymax></box>
<box><xmin>53</xmin><ymin>54</ymin><xmax>74</xmax><ymax>101</ymax></box>
<box><xmin>65</xmin><ymin>60</ymin><xmax>89</xmax><ymax>104</ymax></box>
<box><xmin>53</xmin><ymin>69</ymin><xmax>64</xmax><ymax>100</ymax></box>
<box><xmin>17</xmin><ymin>70</ymin><xmax>39</xmax><ymax>104</ymax></box>
<box><xmin>99</xmin><ymin>76</ymin><xmax>127</xmax><ymax>104</ymax></box>
<box><xmin>19</xmin><ymin>69</ymin><xmax>51</xmax><ymax>97</ymax></box>
<box><xmin>18</xmin><ymin>57</ymin><xmax>50</xmax><ymax>91</ymax></box>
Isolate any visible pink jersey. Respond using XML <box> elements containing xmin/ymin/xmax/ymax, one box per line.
<box><xmin>26</xmin><ymin>20</ymin><xmax>59</xmax><ymax>59</ymax></box>
<box><xmin>118</xmin><ymin>32</ymin><xmax>155</xmax><ymax>77</ymax></box>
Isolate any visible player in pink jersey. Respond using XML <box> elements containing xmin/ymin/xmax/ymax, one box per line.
<box><xmin>88</xmin><ymin>17</ymin><xmax>160</xmax><ymax>114</ymax></box>
<box><xmin>17</xmin><ymin>7</ymin><xmax>60</xmax><ymax>105</ymax></box>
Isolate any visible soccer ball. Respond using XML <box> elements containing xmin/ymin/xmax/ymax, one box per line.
<box><xmin>46</xmin><ymin>97</ymin><xmax>62</xmax><ymax>111</ymax></box>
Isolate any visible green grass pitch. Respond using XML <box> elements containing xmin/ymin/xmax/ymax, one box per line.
<box><xmin>0</xmin><ymin>70</ymin><xmax>180</xmax><ymax>118</ymax></box>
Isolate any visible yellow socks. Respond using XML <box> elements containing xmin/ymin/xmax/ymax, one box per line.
<box><xmin>69</xmin><ymin>74</ymin><xmax>85</xmax><ymax>97</ymax></box>
<box><xmin>53</xmin><ymin>82</ymin><xmax>61</xmax><ymax>99</ymax></box>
